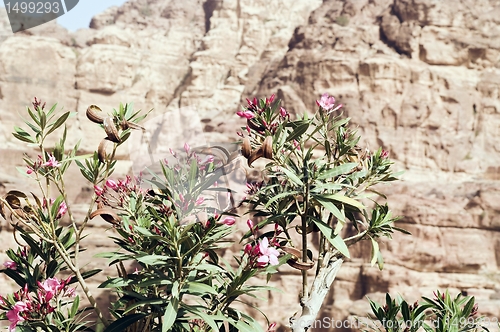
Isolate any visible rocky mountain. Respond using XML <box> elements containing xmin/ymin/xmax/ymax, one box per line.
<box><xmin>0</xmin><ymin>0</ymin><xmax>499</xmax><ymax>330</ymax></box>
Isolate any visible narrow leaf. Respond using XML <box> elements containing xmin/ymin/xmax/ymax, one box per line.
<box><xmin>103</xmin><ymin>313</ymin><xmax>146</xmax><ymax>332</ymax></box>
<box><xmin>46</xmin><ymin>111</ymin><xmax>70</xmax><ymax>135</ymax></box>
<box><xmin>311</xmin><ymin>218</ymin><xmax>350</xmax><ymax>258</ymax></box>
<box><xmin>280</xmin><ymin>167</ymin><xmax>303</xmax><ymax>186</ymax></box>
<box><xmin>162</xmin><ymin>297</ymin><xmax>178</xmax><ymax>332</ymax></box>
<box><xmin>317</xmin><ymin>162</ymin><xmax>358</xmax><ymax>180</ymax></box>
<box><xmin>324</xmin><ymin>193</ymin><xmax>364</xmax><ymax>210</ymax></box>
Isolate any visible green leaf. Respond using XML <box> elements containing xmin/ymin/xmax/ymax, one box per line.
<box><xmin>27</xmin><ymin>107</ymin><xmax>40</xmax><ymax>126</ymax></box>
<box><xmin>19</xmin><ymin>232</ymin><xmax>46</xmax><ymax>261</ymax></box>
<box><xmin>12</xmin><ymin>132</ymin><xmax>35</xmax><ymax>143</ymax></box>
<box><xmin>229</xmin><ymin>319</ymin><xmax>256</xmax><ymax>332</ymax></box>
<box><xmin>162</xmin><ymin>297</ymin><xmax>178</xmax><ymax>332</ymax></box>
<box><xmin>462</xmin><ymin>296</ymin><xmax>475</xmax><ymax>317</ymax></box>
<box><xmin>311</xmin><ymin>218</ymin><xmax>350</xmax><ymax>258</ymax></box>
<box><xmin>264</xmin><ymin>191</ymin><xmax>300</xmax><ymax>209</ymax></box>
<box><xmin>376</xmin><ymin>250</ymin><xmax>384</xmax><ymax>270</ymax></box>
<box><xmin>46</xmin><ymin>111</ymin><xmax>70</xmax><ymax>136</ymax></box>
<box><xmin>184</xmin><ymin>306</ymin><xmax>220</xmax><ymax>331</ymax></box>
<box><xmin>68</xmin><ymin>269</ymin><xmax>102</xmax><ymax>284</ymax></box>
<box><xmin>99</xmin><ymin>278</ymin><xmax>133</xmax><ymax>288</ymax></box>
<box><xmin>40</xmin><ymin>111</ymin><xmax>47</xmax><ymax>129</ymax></box>
<box><xmin>1</xmin><ymin>269</ymin><xmax>26</xmax><ymax>288</ymax></box>
<box><xmin>103</xmin><ymin>313</ymin><xmax>146</xmax><ymax>332</ymax></box>
<box><xmin>69</xmin><ymin>295</ymin><xmax>80</xmax><ymax>317</ymax></box>
<box><xmin>317</xmin><ymin>162</ymin><xmax>358</xmax><ymax>180</ymax></box>
<box><xmin>46</xmin><ymin>260</ymin><xmax>59</xmax><ymax>278</ymax></box>
<box><xmin>188</xmin><ymin>158</ymin><xmax>198</xmax><ymax>191</ymax></box>
<box><xmin>314</xmin><ymin>195</ymin><xmax>345</xmax><ymax>223</ymax></box>
<box><xmin>183</xmin><ymin>282</ymin><xmax>218</xmax><ymax>296</ymax></box>
<box><xmin>401</xmin><ymin>301</ymin><xmax>410</xmax><ymax>322</ymax></box>
<box><xmin>323</xmin><ymin>193</ymin><xmax>364</xmax><ymax>210</ymax></box>
<box><xmin>136</xmin><ymin>254</ymin><xmax>172</xmax><ymax>266</ymax></box>
<box><xmin>286</xmin><ymin>121</ymin><xmax>310</xmax><ymax>142</ymax></box>
<box><xmin>280</xmin><ymin>167</ymin><xmax>303</xmax><ymax>186</ymax></box>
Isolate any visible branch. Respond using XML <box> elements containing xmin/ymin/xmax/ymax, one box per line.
<box><xmin>289</xmin><ymin>252</ymin><xmax>343</xmax><ymax>332</ymax></box>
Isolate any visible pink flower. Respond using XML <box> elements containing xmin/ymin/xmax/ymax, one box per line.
<box><xmin>6</xmin><ymin>301</ymin><xmax>27</xmax><ymax>332</ymax></box>
<box><xmin>381</xmin><ymin>149</ymin><xmax>389</xmax><ymax>158</ymax></box>
<box><xmin>316</xmin><ymin>93</ymin><xmax>343</xmax><ymax>114</ymax></box>
<box><xmin>39</xmin><ymin>278</ymin><xmax>63</xmax><ymax>301</ymax></box>
<box><xmin>236</xmin><ymin>111</ymin><xmax>255</xmax><ymax>119</ymax></box>
<box><xmin>184</xmin><ymin>143</ymin><xmax>190</xmax><ymax>154</ymax></box>
<box><xmin>246</xmin><ymin>219</ymin><xmax>255</xmax><ymax>230</ymax></box>
<box><xmin>3</xmin><ymin>261</ymin><xmax>17</xmax><ymax>270</ymax></box>
<box><xmin>257</xmin><ymin>237</ymin><xmax>280</xmax><ymax>267</ymax></box>
<box><xmin>266</xmin><ymin>94</ymin><xmax>276</xmax><ymax>104</ymax></box>
<box><xmin>105</xmin><ymin>179</ymin><xmax>118</xmax><ymax>190</ymax></box>
<box><xmin>220</xmin><ymin>216</ymin><xmax>236</xmax><ymax>226</ymax></box>
<box><xmin>244</xmin><ymin>243</ymin><xmax>253</xmax><ymax>255</ymax></box>
<box><xmin>202</xmin><ymin>155</ymin><xmax>214</xmax><ymax>164</ymax></box>
<box><xmin>195</xmin><ymin>197</ymin><xmax>205</xmax><ymax>206</ymax></box>
<box><xmin>42</xmin><ymin>155</ymin><xmax>60</xmax><ymax>168</ymax></box>
<box><xmin>26</xmin><ymin>167</ymin><xmax>33</xmax><ymax>175</ymax></box>
<box><xmin>94</xmin><ymin>185</ymin><xmax>104</xmax><ymax>196</ymax></box>
<box><xmin>57</xmin><ymin>202</ymin><xmax>67</xmax><ymax>219</ymax></box>
<box><xmin>64</xmin><ymin>287</ymin><xmax>76</xmax><ymax>298</ymax></box>
<box><xmin>279</xmin><ymin>107</ymin><xmax>287</xmax><ymax>117</ymax></box>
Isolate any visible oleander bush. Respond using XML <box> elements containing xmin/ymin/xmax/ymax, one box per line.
<box><xmin>0</xmin><ymin>95</ymin><xmax>479</xmax><ymax>332</ymax></box>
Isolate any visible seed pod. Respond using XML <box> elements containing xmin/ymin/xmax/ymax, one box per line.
<box><xmin>103</xmin><ymin>117</ymin><xmax>121</xmax><ymax>143</ymax></box>
<box><xmin>294</xmin><ymin>224</ymin><xmax>318</xmax><ymax>234</ymax></box>
<box><xmin>0</xmin><ymin>200</ymin><xmax>5</xmax><ymax>219</ymax></box>
<box><xmin>281</xmin><ymin>246</ymin><xmax>315</xmax><ymax>271</ymax></box>
<box><xmin>97</xmin><ymin>138</ymin><xmax>110</xmax><ymax>163</ymax></box>
<box><xmin>90</xmin><ymin>208</ymin><xmax>121</xmax><ymax>226</ymax></box>
<box><xmin>86</xmin><ymin>105</ymin><xmax>105</xmax><ymax>124</ymax></box>
<box><xmin>120</xmin><ymin>119</ymin><xmax>145</xmax><ymax>131</ymax></box>
<box><xmin>241</xmin><ymin>138</ymin><xmax>251</xmax><ymax>158</ymax></box>
<box><xmin>10</xmin><ymin>208</ymin><xmax>27</xmax><ymax>220</ymax></box>
<box><xmin>247</xmin><ymin>136</ymin><xmax>273</xmax><ymax>166</ymax></box>
<box><xmin>262</xmin><ymin>136</ymin><xmax>273</xmax><ymax>159</ymax></box>
<box><xmin>4</xmin><ymin>194</ymin><xmax>22</xmax><ymax>209</ymax></box>
<box><xmin>247</xmin><ymin>119</ymin><xmax>265</xmax><ymax>132</ymax></box>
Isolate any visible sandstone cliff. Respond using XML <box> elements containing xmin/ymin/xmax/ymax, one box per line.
<box><xmin>0</xmin><ymin>0</ymin><xmax>499</xmax><ymax>330</ymax></box>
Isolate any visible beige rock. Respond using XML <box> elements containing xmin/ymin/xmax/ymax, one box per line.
<box><xmin>0</xmin><ymin>0</ymin><xmax>499</xmax><ymax>330</ymax></box>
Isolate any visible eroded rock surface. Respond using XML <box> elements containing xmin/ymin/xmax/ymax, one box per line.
<box><xmin>0</xmin><ymin>0</ymin><xmax>499</xmax><ymax>330</ymax></box>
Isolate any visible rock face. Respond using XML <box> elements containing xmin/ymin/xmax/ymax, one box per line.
<box><xmin>0</xmin><ymin>0</ymin><xmax>500</xmax><ymax>330</ymax></box>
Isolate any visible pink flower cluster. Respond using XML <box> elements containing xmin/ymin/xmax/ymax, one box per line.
<box><xmin>316</xmin><ymin>93</ymin><xmax>342</xmax><ymax>114</ymax></box>
<box><xmin>3</xmin><ymin>261</ymin><xmax>17</xmax><ymax>270</ymax></box>
<box><xmin>244</xmin><ymin>237</ymin><xmax>280</xmax><ymax>268</ymax></box>
<box><xmin>41</xmin><ymin>198</ymin><xmax>68</xmax><ymax>219</ymax></box>
<box><xmin>26</xmin><ymin>154</ymin><xmax>61</xmax><ymax>175</ymax></box>
<box><xmin>236</xmin><ymin>94</ymin><xmax>288</xmax><ymax>136</ymax></box>
<box><xmin>167</xmin><ymin>144</ymin><xmax>216</xmax><ymax>173</ymax></box>
<box><xmin>243</xmin><ymin>220</ymin><xmax>281</xmax><ymax>268</ymax></box>
<box><xmin>94</xmin><ymin>176</ymin><xmax>146</xmax><ymax>209</ymax></box>
<box><xmin>0</xmin><ymin>277</ymin><xmax>75</xmax><ymax>331</ymax></box>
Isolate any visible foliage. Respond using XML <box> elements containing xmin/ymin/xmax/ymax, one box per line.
<box><xmin>365</xmin><ymin>291</ymin><xmax>487</xmax><ymax>332</ymax></box>
<box><xmin>0</xmin><ymin>93</ymin><xmax>411</xmax><ymax>332</ymax></box>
